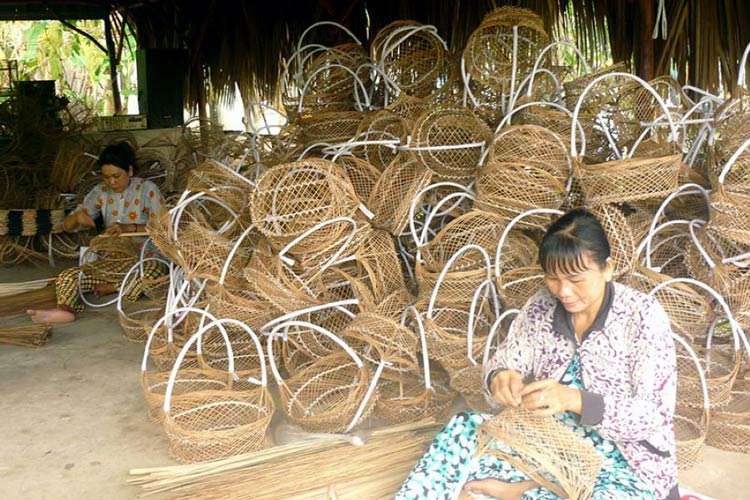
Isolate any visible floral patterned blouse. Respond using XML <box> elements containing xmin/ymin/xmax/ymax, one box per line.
<box><xmin>77</xmin><ymin>176</ymin><xmax>165</xmax><ymax>227</ymax></box>
<box><xmin>483</xmin><ymin>281</ymin><xmax>678</xmax><ymax>499</ymax></box>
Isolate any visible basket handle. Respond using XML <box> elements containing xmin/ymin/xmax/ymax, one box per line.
<box><xmin>467</xmin><ymin>279</ymin><xmax>501</xmax><ymax>366</ymax></box>
<box><xmin>117</xmin><ymin>256</ymin><xmax>170</xmax><ymax>316</ymax></box>
<box><xmin>219</xmin><ymin>224</ymin><xmax>257</xmax><ymax>285</ymax></box>
<box><xmin>277</xmin><ymin>216</ymin><xmax>358</xmax><ymax>272</ymax></box>
<box><xmin>570</xmin><ymin>72</ymin><xmax>678</xmax><ymax>159</ymax></box>
<box><xmin>687</xmin><ymin>219</ymin><xmax>715</xmax><ymax>269</ymax></box>
<box><xmin>170</xmin><ymin>190</ymin><xmax>240</xmax><ymax>241</ymax></box>
<box><xmin>671</xmin><ymin>331</ymin><xmax>710</xmax><ymax>411</ymax></box>
<box><xmin>401</xmin><ymin>305</ymin><xmax>432</xmax><ymax>391</ymax></box>
<box><xmin>717</xmin><ymin>136</ymin><xmax>750</xmax><ymax>185</ymax></box>
<box><xmin>494</xmin><ymin>208</ymin><xmax>564</xmax><ymax>279</ymax></box>
<box><xmin>644</xmin><ymin>184</ymin><xmax>709</xmax><ymax>268</ymax></box>
<box><xmin>162</xmin><ymin>317</ymin><xmax>260</xmax><ymax>414</ymax></box>
<box><xmin>140</xmin><ymin>306</ymin><xmax>225</xmax><ymax>372</ymax></box>
<box><xmin>482</xmin><ymin>309</ymin><xmax>521</xmax><ymax>368</ymax></box>
<box><xmin>526</xmin><ymin>41</ymin><xmax>591</xmax><ymax>98</ymax></box>
<box><xmin>298</xmin><ymin>22</ymin><xmax>361</xmax><ymax>57</ymax></box>
<box><xmin>427</xmin><ymin>243</ymin><xmax>492</xmax><ymax>319</ymax></box>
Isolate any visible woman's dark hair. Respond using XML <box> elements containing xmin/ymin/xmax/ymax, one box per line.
<box><xmin>539</xmin><ymin>208</ymin><xmax>610</xmax><ymax>275</ymax></box>
<box><xmin>98</xmin><ymin>141</ymin><xmax>137</xmax><ymax>173</ymax></box>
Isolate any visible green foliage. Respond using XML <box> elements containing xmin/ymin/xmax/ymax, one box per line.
<box><xmin>0</xmin><ymin>18</ymin><xmax>137</xmax><ymax>115</ymax></box>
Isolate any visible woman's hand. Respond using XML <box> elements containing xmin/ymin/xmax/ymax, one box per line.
<box><xmin>519</xmin><ymin>379</ymin><xmax>582</xmax><ymax>416</ymax></box>
<box><xmin>104</xmin><ymin>223</ymin><xmax>125</xmax><ymax>236</ymax></box>
<box><xmin>489</xmin><ymin>369</ymin><xmax>525</xmax><ymax>407</ymax></box>
<box><xmin>76</xmin><ymin>210</ymin><xmax>95</xmax><ymax>228</ymax></box>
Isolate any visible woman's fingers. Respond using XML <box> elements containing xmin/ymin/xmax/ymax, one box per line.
<box><xmin>491</xmin><ymin>370</ymin><xmax>524</xmax><ymax>406</ymax></box>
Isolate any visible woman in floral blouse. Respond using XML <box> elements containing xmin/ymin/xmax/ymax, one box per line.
<box><xmin>27</xmin><ymin>142</ymin><xmax>166</xmax><ymax>324</ymax></box>
<box><xmin>396</xmin><ymin>208</ymin><xmax>678</xmax><ymax>500</ymax></box>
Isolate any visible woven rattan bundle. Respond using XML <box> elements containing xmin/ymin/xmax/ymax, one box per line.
<box><xmin>368</xmin><ymin>153</ymin><xmax>432</xmax><ymax>235</ymax></box>
<box><xmin>409</xmin><ymin>106</ymin><xmax>491</xmax><ymax>183</ymax></box>
<box><xmin>250</xmin><ymin>158</ymin><xmax>361</xmax><ymax>253</ymax></box>
<box><xmin>267</xmin><ymin>320</ymin><xmax>384</xmax><ymax>433</ymax></box>
<box><xmin>706</xmin><ymin>379</ymin><xmax>750</xmax><ymax>453</ymax></box>
<box><xmin>375</xmin><ymin>307</ymin><xmax>456</xmax><ymax>424</ymax></box>
<box><xmin>708</xmin><ymin>138</ymin><xmax>750</xmax><ymax>247</ymax></box>
<box><xmin>372</xmin><ymin>20</ymin><xmax>449</xmax><ymax>99</ymax></box>
<box><xmin>475</xmin><ymin>407</ymin><xmax>603</xmax><ymax>500</ymax></box>
<box><xmin>161</xmin><ymin>318</ymin><xmax>274</xmax><ymax>463</ymax></box>
<box><xmin>463</xmin><ymin>7</ymin><xmax>549</xmax><ymax>94</ymax></box>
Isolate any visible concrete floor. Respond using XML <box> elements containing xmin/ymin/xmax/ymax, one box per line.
<box><xmin>2</xmin><ymin>263</ymin><xmax>750</xmax><ymax>500</ymax></box>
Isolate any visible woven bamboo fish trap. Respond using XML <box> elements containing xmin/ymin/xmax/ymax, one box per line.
<box><xmin>335</xmin><ymin>156</ymin><xmax>382</xmax><ymax>203</ymax></box>
<box><xmin>185</xmin><ymin>160</ymin><xmax>255</xmax><ymax>218</ymax></box>
<box><xmin>250</xmin><ymin>158</ymin><xmax>361</xmax><ymax>253</ymax></box>
<box><xmin>685</xmin><ymin>221</ymin><xmax>750</xmax><ymax>322</ymax></box>
<box><xmin>463</xmin><ymin>7</ymin><xmax>549</xmax><ymax>94</ymax></box>
<box><xmin>706</xmin><ymin>379</ymin><xmax>750</xmax><ymax>453</ymax></box>
<box><xmin>708</xmin><ymin>137</ymin><xmax>750</xmax><ymax>247</ymax></box>
<box><xmin>117</xmin><ymin>257</ymin><xmax>169</xmax><ymax>342</ymax></box>
<box><xmin>476</xmin><ymin>160</ymin><xmax>567</xmax><ymax>228</ymax></box>
<box><xmin>486</xmin><ymin>125</ymin><xmax>571</xmax><ymax>180</ymax></box>
<box><xmin>590</xmin><ymin>204</ymin><xmax>637</xmax><ymax>278</ymax></box>
<box><xmin>300</xmin><ymin>111</ymin><xmax>364</xmax><ymax>145</ymax></box>
<box><xmin>350</xmin><ymin>110</ymin><xmax>407</xmax><ymax>171</ymax></box>
<box><xmin>475</xmin><ymin>407</ymin><xmax>603</xmax><ymax>500</ymax></box>
<box><xmin>372</xmin><ymin>21</ymin><xmax>449</xmax><ymax>99</ymax></box>
<box><xmin>140</xmin><ymin>311</ymin><xmax>235</xmax><ymax>423</ymax></box>
<box><xmin>652</xmin><ymin>277</ymin><xmax>744</xmax><ymax>409</ymax></box>
<box><xmin>375</xmin><ymin>306</ymin><xmax>456</xmax><ymax>424</ymax></box>
<box><xmin>671</xmin><ymin>333</ymin><xmax>710</xmax><ymax>470</ymax></box>
<box><xmin>409</xmin><ymin>106</ymin><xmax>491</xmax><ymax>183</ymax></box>
<box><xmin>136</xmin><ymin>147</ymin><xmax>176</xmax><ymax>194</ymax></box>
<box><xmin>385</xmin><ymin>94</ymin><xmax>428</xmax><ymax>129</ymax></box>
<box><xmin>348</xmin><ymin>227</ymin><xmax>406</xmax><ymax>302</ymax></box>
<box><xmin>161</xmin><ymin>319</ymin><xmax>275</xmax><ymax>463</ymax></box>
<box><xmin>570</xmin><ymin>72</ymin><xmax>683</xmax><ymax>205</ymax></box>
<box><xmin>368</xmin><ymin>154</ymin><xmax>432</xmax><ymax>235</ymax></box>
<box><xmin>267</xmin><ymin>320</ymin><xmax>384</xmax><ymax>433</ymax></box>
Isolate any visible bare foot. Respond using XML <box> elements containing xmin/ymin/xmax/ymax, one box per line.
<box><xmin>463</xmin><ymin>479</ymin><xmax>537</xmax><ymax>500</ymax></box>
<box><xmin>26</xmin><ymin>308</ymin><xmax>76</xmax><ymax>324</ymax></box>
<box><xmin>92</xmin><ymin>283</ymin><xmax>117</xmax><ymax>298</ymax></box>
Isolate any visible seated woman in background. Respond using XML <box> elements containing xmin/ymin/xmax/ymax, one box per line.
<box><xmin>27</xmin><ymin>142</ymin><xmax>166</xmax><ymax>324</ymax></box>
<box><xmin>396</xmin><ymin>208</ymin><xmax>679</xmax><ymax>500</ymax></box>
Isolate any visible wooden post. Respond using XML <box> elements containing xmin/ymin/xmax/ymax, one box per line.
<box><xmin>104</xmin><ymin>14</ymin><xmax>123</xmax><ymax>115</ymax></box>
<box><xmin>638</xmin><ymin>0</ymin><xmax>656</xmax><ymax>81</ymax></box>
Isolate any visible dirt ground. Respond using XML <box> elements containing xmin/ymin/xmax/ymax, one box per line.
<box><xmin>1</xmin><ymin>262</ymin><xmax>749</xmax><ymax>499</ymax></box>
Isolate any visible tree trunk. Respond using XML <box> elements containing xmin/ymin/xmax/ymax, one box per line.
<box><xmin>637</xmin><ymin>0</ymin><xmax>655</xmax><ymax>81</ymax></box>
<box><xmin>104</xmin><ymin>15</ymin><xmax>123</xmax><ymax>115</ymax></box>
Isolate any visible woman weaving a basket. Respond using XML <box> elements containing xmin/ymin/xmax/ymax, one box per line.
<box><xmin>27</xmin><ymin>142</ymin><xmax>165</xmax><ymax>324</ymax></box>
<box><xmin>397</xmin><ymin>209</ymin><xmax>678</xmax><ymax>500</ymax></box>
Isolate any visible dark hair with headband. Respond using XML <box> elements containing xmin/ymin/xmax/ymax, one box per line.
<box><xmin>98</xmin><ymin>142</ymin><xmax>137</xmax><ymax>173</ymax></box>
<box><xmin>539</xmin><ymin>208</ymin><xmax>611</xmax><ymax>276</ymax></box>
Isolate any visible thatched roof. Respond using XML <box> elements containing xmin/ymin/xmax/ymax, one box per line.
<box><xmin>1</xmin><ymin>0</ymin><xmax>749</xmax><ymax>108</ymax></box>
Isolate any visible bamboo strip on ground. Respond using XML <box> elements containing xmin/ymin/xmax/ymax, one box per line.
<box><xmin>0</xmin><ymin>324</ymin><xmax>53</xmax><ymax>347</ymax></box>
<box><xmin>129</xmin><ymin>420</ymin><xmax>440</xmax><ymax>499</ymax></box>
<box><xmin>0</xmin><ymin>278</ymin><xmax>55</xmax><ymax>297</ymax></box>
<box><xmin>0</xmin><ymin>285</ymin><xmax>57</xmax><ymax>317</ymax></box>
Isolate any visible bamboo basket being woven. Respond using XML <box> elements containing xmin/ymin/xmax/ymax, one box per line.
<box><xmin>475</xmin><ymin>407</ymin><xmax>603</xmax><ymax>500</ymax></box>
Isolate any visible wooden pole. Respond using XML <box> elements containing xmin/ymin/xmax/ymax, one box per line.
<box><xmin>104</xmin><ymin>14</ymin><xmax>123</xmax><ymax>114</ymax></box>
<box><xmin>637</xmin><ymin>0</ymin><xmax>656</xmax><ymax>81</ymax></box>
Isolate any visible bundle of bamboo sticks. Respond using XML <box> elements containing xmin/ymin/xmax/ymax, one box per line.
<box><xmin>129</xmin><ymin>420</ymin><xmax>440</xmax><ymax>499</ymax></box>
<box><xmin>0</xmin><ymin>324</ymin><xmax>53</xmax><ymax>347</ymax></box>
